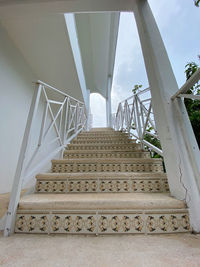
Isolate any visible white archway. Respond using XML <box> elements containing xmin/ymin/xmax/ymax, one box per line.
<box><xmin>90</xmin><ymin>93</ymin><xmax>106</xmax><ymax>127</ymax></box>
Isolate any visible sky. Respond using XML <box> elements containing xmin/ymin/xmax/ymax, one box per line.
<box><xmin>90</xmin><ymin>0</ymin><xmax>200</xmax><ymax>127</ymax></box>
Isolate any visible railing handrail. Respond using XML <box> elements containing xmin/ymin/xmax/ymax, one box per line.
<box><xmin>171</xmin><ymin>68</ymin><xmax>200</xmax><ymax>100</ymax></box>
<box><xmin>120</xmin><ymin>87</ymin><xmax>150</xmax><ymax>104</ymax></box>
<box><xmin>37</xmin><ymin>80</ymin><xmax>84</xmax><ymax>105</ymax></box>
<box><xmin>113</xmin><ymin>70</ymin><xmax>200</xmax><ymax>159</ymax></box>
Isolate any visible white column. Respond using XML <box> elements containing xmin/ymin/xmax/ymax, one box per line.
<box><xmin>106</xmin><ymin>76</ymin><xmax>112</xmax><ymax>128</ymax></box>
<box><xmin>134</xmin><ymin>0</ymin><xmax>200</xmax><ymax>231</ymax></box>
<box><xmin>86</xmin><ymin>89</ymin><xmax>90</xmax><ymax>131</ymax></box>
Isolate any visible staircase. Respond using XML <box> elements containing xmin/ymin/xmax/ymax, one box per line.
<box><xmin>15</xmin><ymin>128</ymin><xmax>190</xmax><ymax>234</ymax></box>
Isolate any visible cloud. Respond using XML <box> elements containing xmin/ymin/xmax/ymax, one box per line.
<box><xmin>112</xmin><ymin>12</ymin><xmax>148</xmax><ymax>114</ymax></box>
<box><xmin>91</xmin><ymin>1</ymin><xmax>200</xmax><ymax>126</ymax></box>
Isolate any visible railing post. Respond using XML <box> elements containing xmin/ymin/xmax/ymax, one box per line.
<box><xmin>75</xmin><ymin>103</ymin><xmax>79</xmax><ymax>134</ymax></box>
<box><xmin>86</xmin><ymin>89</ymin><xmax>90</xmax><ymax>131</ymax></box>
<box><xmin>62</xmin><ymin>97</ymin><xmax>69</xmax><ymax>144</ymax></box>
<box><xmin>4</xmin><ymin>83</ymin><xmax>42</xmax><ymax>236</ymax></box>
<box><xmin>135</xmin><ymin>95</ymin><xmax>142</xmax><ymax>140</ymax></box>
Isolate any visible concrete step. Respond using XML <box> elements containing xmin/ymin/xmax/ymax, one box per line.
<box><xmin>15</xmin><ymin>193</ymin><xmax>190</xmax><ymax>234</ymax></box>
<box><xmin>35</xmin><ymin>172</ymin><xmax>169</xmax><ymax>193</ymax></box>
<box><xmin>63</xmin><ymin>150</ymin><xmax>151</xmax><ymax>159</ymax></box>
<box><xmin>78</xmin><ymin>132</ymin><xmax>128</xmax><ymax>137</ymax></box>
<box><xmin>14</xmin><ymin>127</ymin><xmax>191</xmax><ymax>236</ymax></box>
<box><xmin>71</xmin><ymin>139</ymin><xmax>136</xmax><ymax>145</ymax></box>
<box><xmin>67</xmin><ymin>143</ymin><xmax>142</xmax><ymax>151</ymax></box>
<box><xmin>51</xmin><ymin>158</ymin><xmax>164</xmax><ymax>173</ymax></box>
<box><xmin>90</xmin><ymin>128</ymin><xmax>114</xmax><ymax>131</ymax></box>
<box><xmin>76</xmin><ymin>135</ymin><xmax>131</xmax><ymax>140</ymax></box>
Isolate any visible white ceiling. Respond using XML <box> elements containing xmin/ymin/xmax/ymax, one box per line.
<box><xmin>75</xmin><ymin>13</ymin><xmax>119</xmax><ymax>98</ymax></box>
<box><xmin>0</xmin><ymin>6</ymin><xmax>120</xmax><ymax>101</ymax></box>
<box><xmin>0</xmin><ymin>0</ymin><xmax>135</xmax><ymax>18</ymax></box>
<box><xmin>1</xmin><ymin>14</ymin><xmax>84</xmax><ymax>100</ymax></box>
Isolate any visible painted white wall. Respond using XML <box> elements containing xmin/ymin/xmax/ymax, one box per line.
<box><xmin>0</xmin><ymin>22</ymin><xmax>36</xmax><ymax>194</ymax></box>
<box><xmin>0</xmin><ymin>23</ymin><xmax>60</xmax><ymax>195</ymax></box>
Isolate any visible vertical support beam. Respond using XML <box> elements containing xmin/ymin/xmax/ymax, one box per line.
<box><xmin>134</xmin><ymin>0</ymin><xmax>200</xmax><ymax>231</ymax></box>
<box><xmin>106</xmin><ymin>76</ymin><xmax>112</xmax><ymax>128</ymax></box>
<box><xmin>4</xmin><ymin>83</ymin><xmax>42</xmax><ymax>236</ymax></box>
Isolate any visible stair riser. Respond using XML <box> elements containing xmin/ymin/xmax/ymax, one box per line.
<box><xmin>76</xmin><ymin>136</ymin><xmax>131</xmax><ymax>140</ymax></box>
<box><xmin>78</xmin><ymin>133</ymin><xmax>128</xmax><ymax>137</ymax></box>
<box><xmin>36</xmin><ymin>179</ymin><xmax>169</xmax><ymax>193</ymax></box>
<box><xmin>67</xmin><ymin>144</ymin><xmax>142</xmax><ymax>151</ymax></box>
<box><xmin>15</xmin><ymin>211</ymin><xmax>190</xmax><ymax>234</ymax></box>
<box><xmin>51</xmin><ymin>163</ymin><xmax>164</xmax><ymax>173</ymax></box>
<box><xmin>64</xmin><ymin>152</ymin><xmax>150</xmax><ymax>159</ymax></box>
<box><xmin>71</xmin><ymin>140</ymin><xmax>136</xmax><ymax>145</ymax></box>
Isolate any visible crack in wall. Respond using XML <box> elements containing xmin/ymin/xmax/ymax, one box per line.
<box><xmin>178</xmin><ymin>156</ymin><xmax>191</xmax><ymax>204</ymax></box>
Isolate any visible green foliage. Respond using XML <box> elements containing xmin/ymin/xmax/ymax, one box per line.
<box><xmin>194</xmin><ymin>0</ymin><xmax>200</xmax><ymax>7</ymax></box>
<box><xmin>184</xmin><ymin>60</ymin><xmax>200</xmax><ymax>148</ymax></box>
<box><xmin>132</xmin><ymin>84</ymin><xmax>142</xmax><ymax>94</ymax></box>
<box><xmin>144</xmin><ymin>126</ymin><xmax>162</xmax><ymax>158</ymax></box>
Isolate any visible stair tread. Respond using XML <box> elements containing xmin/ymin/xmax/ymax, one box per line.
<box><xmin>36</xmin><ymin>172</ymin><xmax>167</xmax><ymax>180</ymax></box>
<box><xmin>18</xmin><ymin>193</ymin><xmax>186</xmax><ymax>211</ymax></box>
<box><xmin>68</xmin><ymin>143</ymin><xmax>139</xmax><ymax>146</ymax></box>
<box><xmin>64</xmin><ymin>150</ymin><xmax>148</xmax><ymax>154</ymax></box>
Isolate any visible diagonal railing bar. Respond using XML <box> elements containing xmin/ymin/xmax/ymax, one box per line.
<box><xmin>38</xmin><ymin>101</ymin><xmax>48</xmax><ymax>147</ymax></box>
<box><xmin>4</xmin><ymin>81</ymin><xmax>89</xmax><ymax>237</ymax></box>
<box><xmin>142</xmin><ymin>103</ymin><xmax>152</xmax><ymax>140</ymax></box>
<box><xmin>67</xmin><ymin>107</ymin><xmax>76</xmax><ymax>132</ymax></box>
<box><xmin>42</xmin><ymin>101</ymin><xmax>65</xmax><ymax>143</ymax></box>
<box><xmin>42</xmin><ymin>86</ymin><xmax>63</xmax><ymax>145</ymax></box>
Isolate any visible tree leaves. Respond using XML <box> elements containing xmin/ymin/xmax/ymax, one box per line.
<box><xmin>184</xmin><ymin>59</ymin><xmax>200</xmax><ymax>148</ymax></box>
<box><xmin>194</xmin><ymin>0</ymin><xmax>200</xmax><ymax>7</ymax></box>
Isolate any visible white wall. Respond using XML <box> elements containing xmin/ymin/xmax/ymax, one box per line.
<box><xmin>0</xmin><ymin>22</ymin><xmax>38</xmax><ymax>194</ymax></box>
<box><xmin>0</xmin><ymin>21</ymin><xmax>62</xmax><ymax>196</ymax></box>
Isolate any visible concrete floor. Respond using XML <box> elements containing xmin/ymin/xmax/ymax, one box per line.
<box><xmin>0</xmin><ymin>232</ymin><xmax>200</xmax><ymax>267</ymax></box>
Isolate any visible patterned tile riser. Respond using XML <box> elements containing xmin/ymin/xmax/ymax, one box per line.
<box><xmin>76</xmin><ymin>137</ymin><xmax>131</xmax><ymax>140</ymax></box>
<box><xmin>51</xmin><ymin>163</ymin><xmax>164</xmax><ymax>173</ymax></box>
<box><xmin>15</xmin><ymin>212</ymin><xmax>190</xmax><ymax>234</ymax></box>
<box><xmin>67</xmin><ymin>145</ymin><xmax>142</xmax><ymax>151</ymax></box>
<box><xmin>35</xmin><ymin>179</ymin><xmax>169</xmax><ymax>193</ymax></box>
<box><xmin>71</xmin><ymin>140</ymin><xmax>136</xmax><ymax>145</ymax></box>
<box><xmin>64</xmin><ymin>152</ymin><xmax>151</xmax><ymax>159</ymax></box>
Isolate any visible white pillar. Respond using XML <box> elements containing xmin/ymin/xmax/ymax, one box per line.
<box><xmin>86</xmin><ymin>89</ymin><xmax>90</xmax><ymax>131</ymax></box>
<box><xmin>106</xmin><ymin>76</ymin><xmax>112</xmax><ymax>128</ymax></box>
<box><xmin>134</xmin><ymin>0</ymin><xmax>200</xmax><ymax>231</ymax></box>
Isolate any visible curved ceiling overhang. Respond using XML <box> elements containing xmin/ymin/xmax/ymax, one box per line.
<box><xmin>0</xmin><ymin>8</ymin><xmax>120</xmax><ymax>102</ymax></box>
<box><xmin>74</xmin><ymin>12</ymin><xmax>120</xmax><ymax>98</ymax></box>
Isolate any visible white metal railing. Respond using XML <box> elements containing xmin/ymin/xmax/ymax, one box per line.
<box><xmin>112</xmin><ymin>69</ymin><xmax>200</xmax><ymax>158</ymax></box>
<box><xmin>171</xmin><ymin>68</ymin><xmax>200</xmax><ymax>100</ymax></box>
<box><xmin>112</xmin><ymin>87</ymin><xmax>163</xmax><ymax>156</ymax></box>
<box><xmin>4</xmin><ymin>80</ymin><xmax>88</xmax><ymax>236</ymax></box>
